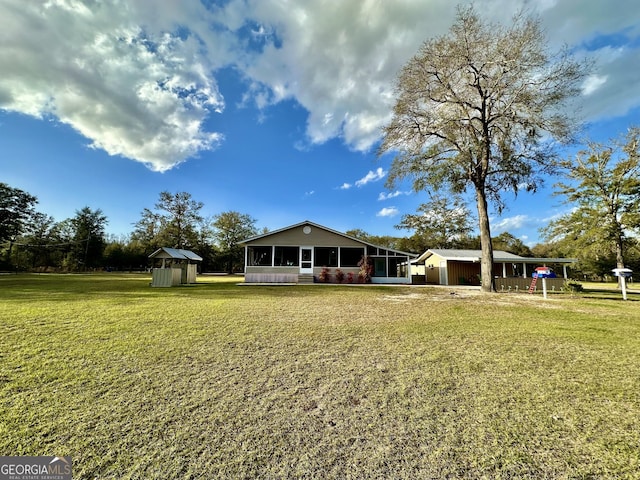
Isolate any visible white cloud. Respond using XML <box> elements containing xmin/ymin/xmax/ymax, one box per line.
<box><xmin>541</xmin><ymin>209</ymin><xmax>574</xmax><ymax>223</ymax></box>
<box><xmin>338</xmin><ymin>183</ymin><xmax>352</xmax><ymax>190</ymax></box>
<box><xmin>234</xmin><ymin>0</ymin><xmax>640</xmax><ymax>151</ymax></box>
<box><xmin>377</xmin><ymin>207</ymin><xmax>400</xmax><ymax>218</ymax></box>
<box><xmin>492</xmin><ymin>214</ymin><xmax>529</xmax><ymax>232</ymax></box>
<box><xmin>3</xmin><ymin>0</ymin><xmax>640</xmax><ymax>171</ymax></box>
<box><xmin>355</xmin><ymin>167</ymin><xmax>386</xmax><ymax>187</ymax></box>
<box><xmin>378</xmin><ymin>190</ymin><xmax>410</xmax><ymax>201</ymax></box>
<box><xmin>0</xmin><ymin>1</ymin><xmax>228</xmax><ymax>172</ymax></box>
<box><xmin>234</xmin><ymin>0</ymin><xmax>458</xmax><ymax>152</ymax></box>
<box><xmin>582</xmin><ymin>74</ymin><xmax>608</xmax><ymax>96</ymax></box>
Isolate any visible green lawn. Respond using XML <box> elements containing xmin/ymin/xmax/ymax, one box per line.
<box><xmin>1</xmin><ymin>274</ymin><xmax>639</xmax><ymax>479</ymax></box>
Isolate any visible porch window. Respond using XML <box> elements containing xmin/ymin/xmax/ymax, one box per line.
<box><xmin>373</xmin><ymin>257</ymin><xmax>386</xmax><ymax>277</ymax></box>
<box><xmin>340</xmin><ymin>247</ymin><xmax>365</xmax><ymax>267</ymax></box>
<box><xmin>248</xmin><ymin>246</ymin><xmax>272</xmax><ymax>266</ymax></box>
<box><xmin>274</xmin><ymin>246</ymin><xmax>299</xmax><ymax>266</ymax></box>
<box><xmin>388</xmin><ymin>257</ymin><xmax>404</xmax><ymax>277</ymax></box>
<box><xmin>314</xmin><ymin>247</ymin><xmax>338</xmax><ymax>267</ymax></box>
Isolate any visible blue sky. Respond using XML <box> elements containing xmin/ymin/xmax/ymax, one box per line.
<box><xmin>1</xmin><ymin>0</ymin><xmax>640</xmax><ymax>246</ymax></box>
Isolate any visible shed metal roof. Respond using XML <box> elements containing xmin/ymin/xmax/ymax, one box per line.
<box><xmin>148</xmin><ymin>247</ymin><xmax>203</xmax><ymax>261</ymax></box>
<box><xmin>415</xmin><ymin>249</ymin><xmax>577</xmax><ymax>264</ymax></box>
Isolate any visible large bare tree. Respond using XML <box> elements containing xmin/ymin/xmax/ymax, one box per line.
<box><xmin>379</xmin><ymin>5</ymin><xmax>588</xmax><ymax>292</ymax></box>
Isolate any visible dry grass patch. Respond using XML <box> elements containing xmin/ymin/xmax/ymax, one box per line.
<box><xmin>0</xmin><ymin>274</ymin><xmax>639</xmax><ymax>478</ymax></box>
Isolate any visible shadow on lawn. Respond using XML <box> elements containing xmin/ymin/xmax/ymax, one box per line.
<box><xmin>0</xmin><ymin>273</ymin><xmax>388</xmax><ymax>304</ymax></box>
<box><xmin>578</xmin><ymin>287</ymin><xmax>639</xmax><ymax>302</ymax></box>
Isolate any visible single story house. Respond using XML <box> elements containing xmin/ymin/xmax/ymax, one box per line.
<box><xmin>412</xmin><ymin>249</ymin><xmax>577</xmax><ymax>288</ymax></box>
<box><xmin>239</xmin><ymin>220</ymin><xmax>417</xmax><ymax>284</ymax></box>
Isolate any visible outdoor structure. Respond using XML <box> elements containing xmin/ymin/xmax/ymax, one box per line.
<box><xmin>239</xmin><ymin>221</ymin><xmax>417</xmax><ymax>284</ymax></box>
<box><xmin>412</xmin><ymin>249</ymin><xmax>577</xmax><ymax>289</ymax></box>
<box><xmin>148</xmin><ymin>247</ymin><xmax>202</xmax><ymax>287</ymax></box>
<box><xmin>612</xmin><ymin>267</ymin><xmax>633</xmax><ymax>300</ymax></box>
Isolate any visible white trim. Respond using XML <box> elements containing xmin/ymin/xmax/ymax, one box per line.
<box><xmin>372</xmin><ymin>277</ymin><xmax>411</xmax><ymax>284</ymax></box>
<box><xmin>300</xmin><ymin>246</ymin><xmax>313</xmax><ymax>274</ymax></box>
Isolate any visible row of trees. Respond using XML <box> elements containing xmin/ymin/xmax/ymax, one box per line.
<box><xmin>0</xmin><ymin>183</ymin><xmax>108</xmax><ymax>271</ymax></box>
<box><xmin>2</xmin><ymin>180</ymin><xmax>546</xmax><ymax>275</ymax></box>
<box><xmin>2</xmin><ymin>144</ymin><xmax>639</xmax><ymax>278</ymax></box>
<box><xmin>0</xmin><ymin>186</ymin><xmax>260</xmax><ymax>273</ymax></box>
<box><xmin>541</xmin><ymin>131</ymin><xmax>640</xmax><ymax>277</ymax></box>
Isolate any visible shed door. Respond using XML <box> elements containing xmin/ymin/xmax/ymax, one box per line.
<box><xmin>300</xmin><ymin>247</ymin><xmax>313</xmax><ymax>274</ymax></box>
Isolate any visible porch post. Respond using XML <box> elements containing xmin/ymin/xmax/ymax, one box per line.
<box><xmin>502</xmin><ymin>262</ymin><xmax>507</xmax><ymax>278</ymax></box>
<box><xmin>522</xmin><ymin>263</ymin><xmax>527</xmax><ymax>278</ymax></box>
<box><xmin>563</xmin><ymin>265</ymin><xmax>568</xmax><ymax>279</ymax></box>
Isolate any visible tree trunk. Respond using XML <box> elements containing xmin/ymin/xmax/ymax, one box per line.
<box><xmin>475</xmin><ymin>187</ymin><xmax>495</xmax><ymax>293</ymax></box>
<box><xmin>5</xmin><ymin>239</ymin><xmax>13</xmax><ymax>265</ymax></box>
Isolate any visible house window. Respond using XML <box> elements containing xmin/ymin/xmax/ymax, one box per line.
<box><xmin>314</xmin><ymin>247</ymin><xmax>338</xmax><ymax>267</ymax></box>
<box><xmin>274</xmin><ymin>246</ymin><xmax>298</xmax><ymax>266</ymax></box>
<box><xmin>340</xmin><ymin>247</ymin><xmax>365</xmax><ymax>267</ymax></box>
<box><xmin>248</xmin><ymin>246</ymin><xmax>272</xmax><ymax>266</ymax></box>
<box><xmin>388</xmin><ymin>257</ymin><xmax>404</xmax><ymax>277</ymax></box>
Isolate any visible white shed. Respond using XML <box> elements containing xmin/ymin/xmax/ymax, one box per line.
<box><xmin>149</xmin><ymin>247</ymin><xmax>203</xmax><ymax>287</ymax></box>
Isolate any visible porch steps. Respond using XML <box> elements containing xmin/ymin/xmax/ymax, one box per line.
<box><xmin>297</xmin><ymin>274</ymin><xmax>315</xmax><ymax>284</ymax></box>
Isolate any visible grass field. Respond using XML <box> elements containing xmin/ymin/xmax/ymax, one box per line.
<box><xmin>1</xmin><ymin>274</ymin><xmax>639</xmax><ymax>479</ymax></box>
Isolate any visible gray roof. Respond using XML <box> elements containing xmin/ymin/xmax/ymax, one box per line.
<box><xmin>416</xmin><ymin>249</ymin><xmax>577</xmax><ymax>264</ymax></box>
<box><xmin>239</xmin><ymin>220</ymin><xmax>417</xmax><ymax>257</ymax></box>
<box><xmin>148</xmin><ymin>247</ymin><xmax>203</xmax><ymax>261</ymax></box>
<box><xmin>431</xmin><ymin>249</ymin><xmax>522</xmax><ymax>261</ymax></box>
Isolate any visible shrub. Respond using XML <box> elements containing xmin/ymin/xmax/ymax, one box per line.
<box><xmin>335</xmin><ymin>268</ymin><xmax>345</xmax><ymax>284</ymax></box>
<box><xmin>346</xmin><ymin>272</ymin><xmax>354</xmax><ymax>283</ymax></box>
<box><xmin>562</xmin><ymin>279</ymin><xmax>584</xmax><ymax>293</ymax></box>
<box><xmin>318</xmin><ymin>267</ymin><xmax>331</xmax><ymax>283</ymax></box>
<box><xmin>357</xmin><ymin>256</ymin><xmax>373</xmax><ymax>283</ymax></box>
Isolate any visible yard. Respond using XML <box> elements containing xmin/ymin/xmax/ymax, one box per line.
<box><xmin>1</xmin><ymin>274</ymin><xmax>639</xmax><ymax>478</ymax></box>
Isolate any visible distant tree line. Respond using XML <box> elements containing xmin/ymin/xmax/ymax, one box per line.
<box><xmin>2</xmin><ymin>128</ymin><xmax>639</xmax><ymax>277</ymax></box>
<box><xmin>4</xmin><ymin>123</ymin><xmax>640</xmax><ymax>278</ymax></box>
<box><xmin>0</xmin><ymin>187</ymin><xmax>259</xmax><ymax>273</ymax></box>
<box><xmin>2</xmin><ymin>143</ymin><xmax>639</xmax><ymax>277</ymax></box>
